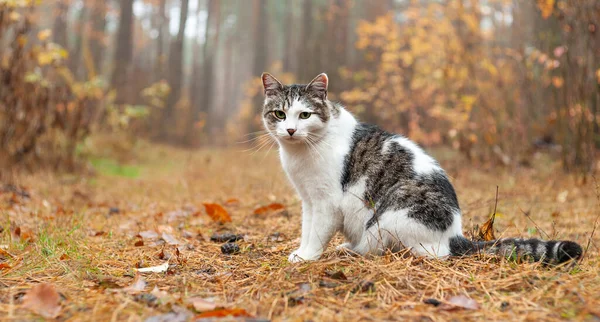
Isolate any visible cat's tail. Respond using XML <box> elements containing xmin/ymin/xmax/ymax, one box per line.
<box><xmin>449</xmin><ymin>236</ymin><xmax>582</xmax><ymax>265</ymax></box>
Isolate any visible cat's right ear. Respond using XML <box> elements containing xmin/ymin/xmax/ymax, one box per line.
<box><xmin>262</xmin><ymin>73</ymin><xmax>283</xmax><ymax>96</ymax></box>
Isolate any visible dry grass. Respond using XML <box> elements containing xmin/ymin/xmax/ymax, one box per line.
<box><xmin>1</xmin><ymin>144</ymin><xmax>599</xmax><ymax>321</ymax></box>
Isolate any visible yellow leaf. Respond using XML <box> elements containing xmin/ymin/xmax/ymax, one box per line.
<box><xmin>37</xmin><ymin>52</ymin><xmax>53</xmax><ymax>66</ymax></box>
<box><xmin>596</xmin><ymin>68</ymin><xmax>600</xmax><ymax>84</ymax></box>
<box><xmin>37</xmin><ymin>29</ymin><xmax>52</xmax><ymax>41</ymax></box>
<box><xmin>537</xmin><ymin>0</ymin><xmax>555</xmax><ymax>19</ymax></box>
<box><xmin>17</xmin><ymin>35</ymin><xmax>27</xmax><ymax>47</ymax></box>
<box><xmin>9</xmin><ymin>11</ymin><xmax>21</xmax><ymax>22</ymax></box>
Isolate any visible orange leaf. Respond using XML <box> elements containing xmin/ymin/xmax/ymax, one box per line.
<box><xmin>22</xmin><ymin>283</ymin><xmax>62</xmax><ymax>319</ymax></box>
<box><xmin>203</xmin><ymin>203</ymin><xmax>232</xmax><ymax>223</ymax></box>
<box><xmin>225</xmin><ymin>198</ymin><xmax>240</xmax><ymax>205</ymax></box>
<box><xmin>0</xmin><ymin>263</ymin><xmax>11</xmax><ymax>270</ymax></box>
<box><xmin>253</xmin><ymin>203</ymin><xmax>286</xmax><ymax>215</ymax></box>
<box><xmin>478</xmin><ymin>214</ymin><xmax>496</xmax><ymax>241</ymax></box>
<box><xmin>195</xmin><ymin>308</ymin><xmax>252</xmax><ymax>318</ymax></box>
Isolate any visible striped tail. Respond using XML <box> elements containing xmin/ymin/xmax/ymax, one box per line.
<box><xmin>449</xmin><ymin>236</ymin><xmax>583</xmax><ymax>265</ymax></box>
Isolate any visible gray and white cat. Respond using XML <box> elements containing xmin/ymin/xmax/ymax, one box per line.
<box><xmin>261</xmin><ymin>72</ymin><xmax>582</xmax><ymax>265</ymax></box>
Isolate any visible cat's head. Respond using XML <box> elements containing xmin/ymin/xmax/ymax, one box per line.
<box><xmin>261</xmin><ymin>73</ymin><xmax>333</xmax><ymax>145</ymax></box>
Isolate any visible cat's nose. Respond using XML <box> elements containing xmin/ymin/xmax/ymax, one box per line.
<box><xmin>287</xmin><ymin>129</ymin><xmax>296</xmax><ymax>136</ymax></box>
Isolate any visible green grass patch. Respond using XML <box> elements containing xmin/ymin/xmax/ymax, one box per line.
<box><xmin>90</xmin><ymin>157</ymin><xmax>141</xmax><ymax>178</ymax></box>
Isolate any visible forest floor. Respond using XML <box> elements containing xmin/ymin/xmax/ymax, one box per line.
<box><xmin>1</xmin><ymin>143</ymin><xmax>599</xmax><ymax>321</ymax></box>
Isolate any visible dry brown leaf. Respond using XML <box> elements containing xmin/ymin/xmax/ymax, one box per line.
<box><xmin>478</xmin><ymin>213</ymin><xmax>496</xmax><ymax>241</ymax></box>
<box><xmin>22</xmin><ymin>283</ymin><xmax>62</xmax><ymax>319</ymax></box>
<box><xmin>123</xmin><ymin>274</ymin><xmax>147</xmax><ymax>293</ymax></box>
<box><xmin>161</xmin><ymin>232</ymin><xmax>181</xmax><ymax>245</ymax></box>
<box><xmin>194</xmin><ymin>308</ymin><xmax>252</xmax><ymax>318</ymax></box>
<box><xmin>253</xmin><ymin>203</ymin><xmax>286</xmax><ymax>215</ymax></box>
<box><xmin>203</xmin><ymin>203</ymin><xmax>232</xmax><ymax>223</ymax></box>
<box><xmin>188</xmin><ymin>297</ymin><xmax>217</xmax><ymax>312</ymax></box>
<box><xmin>138</xmin><ymin>230</ymin><xmax>159</xmax><ymax>240</ymax></box>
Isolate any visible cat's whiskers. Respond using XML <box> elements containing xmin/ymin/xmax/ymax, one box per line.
<box><xmin>305</xmin><ymin>135</ymin><xmax>326</xmax><ymax>162</ymax></box>
<box><xmin>242</xmin><ymin>134</ymin><xmax>275</xmax><ymax>154</ymax></box>
<box><xmin>236</xmin><ymin>132</ymin><xmax>272</xmax><ymax>144</ymax></box>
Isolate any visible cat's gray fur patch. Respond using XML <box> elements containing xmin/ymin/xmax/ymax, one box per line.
<box><xmin>340</xmin><ymin>124</ymin><xmax>459</xmax><ymax>232</ymax></box>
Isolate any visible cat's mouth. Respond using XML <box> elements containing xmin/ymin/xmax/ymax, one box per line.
<box><xmin>281</xmin><ymin>135</ymin><xmax>304</xmax><ymax>144</ymax></box>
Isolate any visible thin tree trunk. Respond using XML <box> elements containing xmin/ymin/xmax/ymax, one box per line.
<box><xmin>52</xmin><ymin>0</ymin><xmax>69</xmax><ymax>48</ymax></box>
<box><xmin>111</xmin><ymin>0</ymin><xmax>135</xmax><ymax>104</ymax></box>
<box><xmin>162</xmin><ymin>0</ymin><xmax>190</xmax><ymax>139</ymax></box>
<box><xmin>155</xmin><ymin>0</ymin><xmax>168</xmax><ymax>81</ymax></box>
<box><xmin>90</xmin><ymin>1</ymin><xmax>107</xmax><ymax>76</ymax></box>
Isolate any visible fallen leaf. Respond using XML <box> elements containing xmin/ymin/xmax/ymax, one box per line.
<box><xmin>136</xmin><ymin>262</ymin><xmax>169</xmax><ymax>273</ymax></box>
<box><xmin>478</xmin><ymin>213</ymin><xmax>496</xmax><ymax>241</ymax></box>
<box><xmin>253</xmin><ymin>203</ymin><xmax>286</xmax><ymax>215</ymax></box>
<box><xmin>161</xmin><ymin>232</ymin><xmax>181</xmax><ymax>245</ymax></box>
<box><xmin>89</xmin><ymin>230</ymin><xmax>105</xmax><ymax>237</ymax></box>
<box><xmin>440</xmin><ymin>295</ymin><xmax>480</xmax><ymax>310</ymax></box>
<box><xmin>123</xmin><ymin>274</ymin><xmax>147</xmax><ymax>293</ymax></box>
<box><xmin>203</xmin><ymin>203</ymin><xmax>232</xmax><ymax>223</ymax></box>
<box><xmin>557</xmin><ymin>190</ymin><xmax>569</xmax><ymax>203</ymax></box>
<box><xmin>325</xmin><ymin>270</ymin><xmax>348</xmax><ymax>280</ymax></box>
<box><xmin>0</xmin><ymin>248</ymin><xmax>15</xmax><ymax>259</ymax></box>
<box><xmin>134</xmin><ymin>240</ymin><xmax>144</xmax><ymax>247</ymax></box>
<box><xmin>0</xmin><ymin>263</ymin><xmax>11</xmax><ymax>270</ymax></box>
<box><xmin>225</xmin><ymin>198</ymin><xmax>239</xmax><ymax>205</ymax></box>
<box><xmin>188</xmin><ymin>297</ymin><xmax>217</xmax><ymax>312</ymax></box>
<box><xmin>194</xmin><ymin>308</ymin><xmax>252</xmax><ymax>318</ymax></box>
<box><xmin>139</xmin><ymin>230</ymin><xmax>159</xmax><ymax>240</ymax></box>
<box><xmin>22</xmin><ymin>283</ymin><xmax>62</xmax><ymax>319</ymax></box>
<box><xmin>59</xmin><ymin>254</ymin><xmax>70</xmax><ymax>261</ymax></box>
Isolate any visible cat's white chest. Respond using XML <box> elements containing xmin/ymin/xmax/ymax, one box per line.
<box><xmin>280</xmin><ymin>146</ymin><xmax>343</xmax><ymax>201</ymax></box>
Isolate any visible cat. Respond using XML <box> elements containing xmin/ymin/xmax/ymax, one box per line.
<box><xmin>260</xmin><ymin>72</ymin><xmax>583</xmax><ymax>265</ymax></box>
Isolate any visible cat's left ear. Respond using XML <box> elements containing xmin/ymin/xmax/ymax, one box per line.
<box><xmin>306</xmin><ymin>73</ymin><xmax>328</xmax><ymax>98</ymax></box>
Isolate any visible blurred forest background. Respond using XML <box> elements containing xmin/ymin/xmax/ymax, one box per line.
<box><xmin>1</xmin><ymin>0</ymin><xmax>599</xmax><ymax>176</ymax></box>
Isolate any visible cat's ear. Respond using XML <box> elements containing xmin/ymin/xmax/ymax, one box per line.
<box><xmin>306</xmin><ymin>73</ymin><xmax>328</xmax><ymax>98</ymax></box>
<box><xmin>262</xmin><ymin>73</ymin><xmax>283</xmax><ymax>95</ymax></box>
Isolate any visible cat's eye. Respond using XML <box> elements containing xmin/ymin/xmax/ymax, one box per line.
<box><xmin>273</xmin><ymin>110</ymin><xmax>286</xmax><ymax>120</ymax></box>
<box><xmin>299</xmin><ymin>112</ymin><xmax>312</xmax><ymax>119</ymax></box>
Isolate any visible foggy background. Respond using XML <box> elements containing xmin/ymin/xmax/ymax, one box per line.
<box><xmin>1</xmin><ymin>0</ymin><xmax>599</xmax><ymax>173</ymax></box>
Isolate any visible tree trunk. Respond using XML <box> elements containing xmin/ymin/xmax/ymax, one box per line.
<box><xmin>52</xmin><ymin>0</ymin><xmax>69</xmax><ymax>48</ymax></box>
<box><xmin>111</xmin><ymin>0</ymin><xmax>135</xmax><ymax>104</ymax></box>
<box><xmin>299</xmin><ymin>0</ymin><xmax>313</xmax><ymax>81</ymax></box>
<box><xmin>90</xmin><ymin>1</ymin><xmax>107</xmax><ymax>76</ymax></box>
<box><xmin>68</xmin><ymin>5</ymin><xmax>87</xmax><ymax>79</ymax></box>
<box><xmin>155</xmin><ymin>0</ymin><xmax>168</xmax><ymax>81</ymax></box>
<box><xmin>282</xmin><ymin>1</ymin><xmax>294</xmax><ymax>72</ymax></box>
<box><xmin>250</xmin><ymin>0</ymin><xmax>269</xmax><ymax>134</ymax></box>
<box><xmin>162</xmin><ymin>0</ymin><xmax>190</xmax><ymax>139</ymax></box>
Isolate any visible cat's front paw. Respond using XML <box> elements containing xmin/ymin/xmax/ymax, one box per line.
<box><xmin>336</xmin><ymin>243</ymin><xmax>352</xmax><ymax>251</ymax></box>
<box><xmin>288</xmin><ymin>249</ymin><xmax>321</xmax><ymax>263</ymax></box>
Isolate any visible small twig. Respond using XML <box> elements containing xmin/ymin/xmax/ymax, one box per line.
<box><xmin>581</xmin><ymin>175</ymin><xmax>600</xmax><ymax>263</ymax></box>
<box><xmin>518</xmin><ymin>206</ymin><xmax>550</xmax><ymax>240</ymax></box>
<box><xmin>492</xmin><ymin>185</ymin><xmax>499</xmax><ymax>217</ymax></box>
